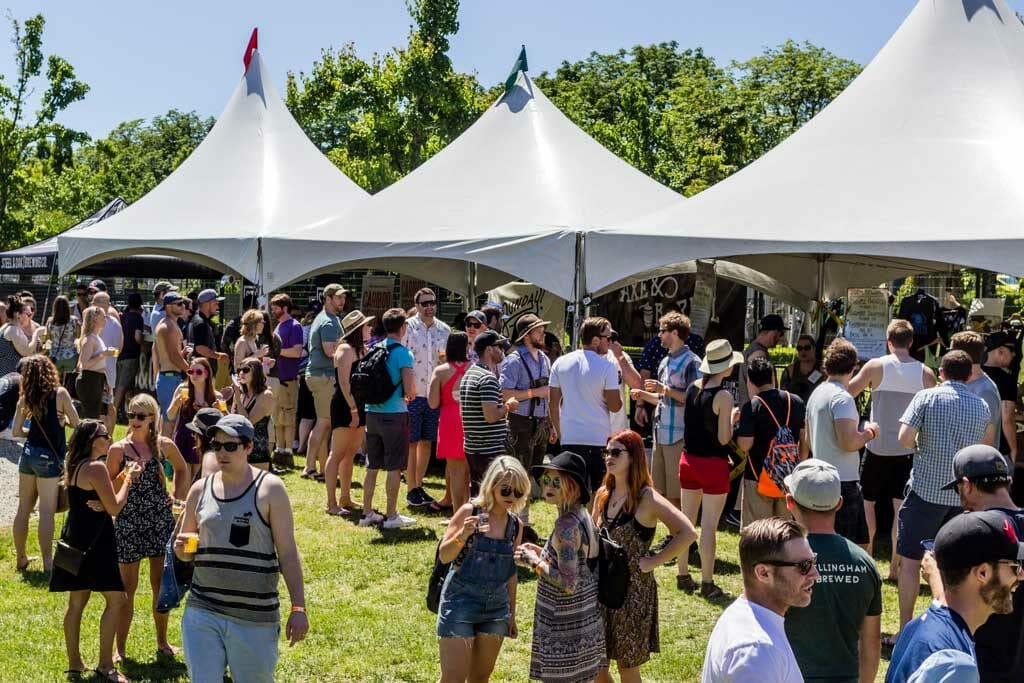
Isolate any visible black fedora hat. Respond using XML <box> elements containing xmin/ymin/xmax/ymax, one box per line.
<box><xmin>531</xmin><ymin>451</ymin><xmax>591</xmax><ymax>505</ymax></box>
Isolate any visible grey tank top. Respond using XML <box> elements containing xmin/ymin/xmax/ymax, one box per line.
<box><xmin>868</xmin><ymin>354</ymin><xmax>924</xmax><ymax>456</ymax></box>
<box><xmin>187</xmin><ymin>471</ymin><xmax>280</xmax><ymax>622</ymax></box>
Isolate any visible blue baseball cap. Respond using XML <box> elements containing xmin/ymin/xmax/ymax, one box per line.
<box><xmin>211</xmin><ymin>414</ymin><xmax>255</xmax><ymax>441</ymax></box>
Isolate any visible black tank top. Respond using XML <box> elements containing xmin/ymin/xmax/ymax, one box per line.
<box><xmin>28</xmin><ymin>391</ymin><xmax>66</xmax><ymax>455</ymax></box>
<box><xmin>683</xmin><ymin>384</ymin><xmax>730</xmax><ymax>459</ymax></box>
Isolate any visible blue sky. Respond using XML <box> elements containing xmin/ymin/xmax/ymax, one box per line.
<box><xmin>3</xmin><ymin>0</ymin><xmax>1022</xmax><ymax>138</ymax></box>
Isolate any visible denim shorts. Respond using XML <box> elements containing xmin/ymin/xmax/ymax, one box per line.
<box><xmin>436</xmin><ymin>572</ymin><xmax>510</xmax><ymax>639</ymax></box>
<box><xmin>19</xmin><ymin>443</ymin><xmax>63</xmax><ymax>478</ymax></box>
<box><xmin>182</xmin><ymin>606</ymin><xmax>279</xmax><ymax>683</ymax></box>
<box><xmin>408</xmin><ymin>396</ymin><xmax>440</xmax><ymax>442</ymax></box>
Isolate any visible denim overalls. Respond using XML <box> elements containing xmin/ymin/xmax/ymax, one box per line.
<box><xmin>436</xmin><ymin>513</ymin><xmax>518</xmax><ymax>639</ymax></box>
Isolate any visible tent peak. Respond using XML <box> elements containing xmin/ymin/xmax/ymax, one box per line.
<box><xmin>243</xmin><ymin>27</ymin><xmax>258</xmax><ymax>72</ymax></box>
<box><xmin>504</xmin><ymin>45</ymin><xmax>528</xmax><ymax>92</ymax></box>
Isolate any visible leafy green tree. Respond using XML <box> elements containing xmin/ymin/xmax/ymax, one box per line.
<box><xmin>285</xmin><ymin>0</ymin><xmax>486</xmax><ymax>192</ymax></box>
<box><xmin>0</xmin><ymin>14</ymin><xmax>88</xmax><ymax>248</ymax></box>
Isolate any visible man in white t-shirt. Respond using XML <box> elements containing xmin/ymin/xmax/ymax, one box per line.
<box><xmin>702</xmin><ymin>517</ymin><xmax>819</xmax><ymax>683</ymax></box>
<box><xmin>549</xmin><ymin>317</ymin><xmax>622</xmax><ymax>497</ymax></box>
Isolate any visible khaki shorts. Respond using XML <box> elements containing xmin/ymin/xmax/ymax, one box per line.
<box><xmin>272</xmin><ymin>378</ymin><xmax>298</xmax><ymax>429</ymax></box>
<box><xmin>651</xmin><ymin>439</ymin><xmax>684</xmax><ymax>500</ymax></box>
<box><xmin>740</xmin><ymin>478</ymin><xmax>791</xmax><ymax>528</ymax></box>
<box><xmin>305</xmin><ymin>374</ymin><xmax>336</xmax><ymax>421</ymax></box>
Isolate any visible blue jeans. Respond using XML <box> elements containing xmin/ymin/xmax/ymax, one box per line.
<box><xmin>156</xmin><ymin>372</ymin><xmax>182</xmax><ymax>421</ymax></box>
<box><xmin>182</xmin><ymin>606</ymin><xmax>279</xmax><ymax>683</ymax></box>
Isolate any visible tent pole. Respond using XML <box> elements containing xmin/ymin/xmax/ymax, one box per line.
<box><xmin>465</xmin><ymin>262</ymin><xmax>478</xmax><ymax>312</ymax></box>
<box><xmin>571</xmin><ymin>232</ymin><xmax>586</xmax><ymax>348</ymax></box>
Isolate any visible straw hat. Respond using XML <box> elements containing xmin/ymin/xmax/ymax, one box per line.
<box><xmin>699</xmin><ymin>339</ymin><xmax>744</xmax><ymax>374</ymax></box>
<box><xmin>513</xmin><ymin>313</ymin><xmax>551</xmax><ymax>344</ymax></box>
<box><xmin>340</xmin><ymin>310</ymin><xmax>375</xmax><ymax>341</ymax></box>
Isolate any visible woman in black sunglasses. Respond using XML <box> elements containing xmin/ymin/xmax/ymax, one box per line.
<box><xmin>592</xmin><ymin>430</ymin><xmax>697</xmax><ymax>683</ymax></box>
<box><xmin>781</xmin><ymin>335</ymin><xmax>823</xmax><ymax>403</ymax></box>
<box><xmin>436</xmin><ymin>456</ymin><xmax>528</xmax><ymax>682</ymax></box>
<box><xmin>231</xmin><ymin>357</ymin><xmax>274</xmax><ymax>471</ymax></box>
<box><xmin>51</xmin><ymin>420</ymin><xmax>142</xmax><ymax>682</ymax></box>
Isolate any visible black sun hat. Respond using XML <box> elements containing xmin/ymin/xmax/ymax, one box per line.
<box><xmin>531</xmin><ymin>451</ymin><xmax>591</xmax><ymax>505</ymax></box>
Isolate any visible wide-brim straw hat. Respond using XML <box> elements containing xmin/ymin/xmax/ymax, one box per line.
<box><xmin>699</xmin><ymin>339</ymin><xmax>744</xmax><ymax>374</ymax></box>
<box><xmin>340</xmin><ymin>310</ymin><xmax>375</xmax><ymax>341</ymax></box>
<box><xmin>513</xmin><ymin>313</ymin><xmax>551</xmax><ymax>344</ymax></box>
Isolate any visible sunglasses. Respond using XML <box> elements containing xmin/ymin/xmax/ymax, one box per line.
<box><xmin>796</xmin><ymin>345</ymin><xmax>813</xmax><ymax>351</ymax></box>
<box><xmin>417</xmin><ymin>300</ymin><xmax>437</xmax><ymax>307</ymax></box>
<box><xmin>94</xmin><ymin>431</ymin><xmax>111</xmax><ymax>441</ymax></box>
<box><xmin>760</xmin><ymin>553</ymin><xmax>818</xmax><ymax>575</ymax></box>
<box><xmin>539</xmin><ymin>474</ymin><xmax>562</xmax><ymax>489</ymax></box>
<box><xmin>210</xmin><ymin>440</ymin><xmax>245</xmax><ymax>452</ymax></box>
<box><xmin>999</xmin><ymin>560</ymin><xmax>1024</xmax><ymax>573</ymax></box>
<box><xmin>465</xmin><ymin>321</ymin><xmax>482</xmax><ymax>329</ymax></box>
<box><xmin>602</xmin><ymin>447</ymin><xmax>626</xmax><ymax>457</ymax></box>
<box><xmin>238</xmin><ymin>367</ymin><xmax>253</xmax><ymax>375</ymax></box>
<box><xmin>186</xmin><ymin>368</ymin><xmax>207</xmax><ymax>376</ymax></box>
<box><xmin>127</xmin><ymin>412</ymin><xmax>152</xmax><ymax>421</ymax></box>
<box><xmin>499</xmin><ymin>485</ymin><xmax>525</xmax><ymax>498</ymax></box>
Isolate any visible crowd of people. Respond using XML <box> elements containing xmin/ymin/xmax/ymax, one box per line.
<box><xmin>3</xmin><ymin>279</ymin><xmax>1024</xmax><ymax>682</ymax></box>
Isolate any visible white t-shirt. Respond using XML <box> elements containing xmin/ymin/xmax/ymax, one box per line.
<box><xmin>550</xmin><ymin>349</ymin><xmax>621</xmax><ymax>446</ymax></box>
<box><xmin>702</xmin><ymin>596</ymin><xmax>804</xmax><ymax>683</ymax></box>
<box><xmin>607</xmin><ymin>350</ymin><xmax>632</xmax><ymax>433</ymax></box>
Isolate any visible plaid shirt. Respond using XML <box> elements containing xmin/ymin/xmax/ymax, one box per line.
<box><xmin>655</xmin><ymin>346</ymin><xmax>702</xmax><ymax>445</ymax></box>
<box><xmin>900</xmin><ymin>380</ymin><xmax>991</xmax><ymax>506</ymax></box>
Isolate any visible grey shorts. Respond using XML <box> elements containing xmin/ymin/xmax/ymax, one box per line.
<box><xmin>896</xmin><ymin>490</ymin><xmax>961</xmax><ymax>561</ymax></box>
<box><xmin>366</xmin><ymin>412</ymin><xmax>410</xmax><ymax>472</ymax></box>
<box><xmin>116</xmin><ymin>357</ymin><xmax>139</xmax><ymax>390</ymax></box>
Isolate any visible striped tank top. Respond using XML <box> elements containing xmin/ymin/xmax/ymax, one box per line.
<box><xmin>187</xmin><ymin>471</ymin><xmax>280</xmax><ymax>622</ymax></box>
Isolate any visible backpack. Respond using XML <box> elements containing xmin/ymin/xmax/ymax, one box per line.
<box><xmin>351</xmin><ymin>342</ymin><xmax>399</xmax><ymax>405</ymax></box>
<box><xmin>754</xmin><ymin>392</ymin><xmax>801</xmax><ymax>498</ymax></box>
<box><xmin>426</xmin><ymin>508</ymin><xmax>520</xmax><ymax>613</ymax></box>
<box><xmin>581</xmin><ymin>514</ymin><xmax>630</xmax><ymax>610</ymax></box>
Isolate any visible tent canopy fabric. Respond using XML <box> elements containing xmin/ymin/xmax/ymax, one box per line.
<box><xmin>260</xmin><ymin>69</ymin><xmax>686</xmax><ymax>298</ymax></box>
<box><xmin>586</xmin><ymin>0</ymin><xmax>1024</xmax><ymax>300</ymax></box>
<box><xmin>1</xmin><ymin>198</ymin><xmax>128</xmax><ymax>274</ymax></box>
<box><xmin>58</xmin><ymin>50</ymin><xmax>368</xmax><ymax>281</ymax></box>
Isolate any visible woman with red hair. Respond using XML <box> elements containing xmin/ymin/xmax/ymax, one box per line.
<box><xmin>592</xmin><ymin>430</ymin><xmax>696</xmax><ymax>683</ymax></box>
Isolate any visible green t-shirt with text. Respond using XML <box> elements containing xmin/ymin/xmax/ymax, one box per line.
<box><xmin>784</xmin><ymin>533</ymin><xmax>882</xmax><ymax>683</ymax></box>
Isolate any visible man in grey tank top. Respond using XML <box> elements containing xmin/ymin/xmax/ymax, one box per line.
<box><xmin>175</xmin><ymin>415</ymin><xmax>308</xmax><ymax>683</ymax></box>
<box><xmin>849</xmin><ymin>320</ymin><xmax>935</xmax><ymax>581</ymax></box>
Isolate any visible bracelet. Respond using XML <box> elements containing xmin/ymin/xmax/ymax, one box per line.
<box><xmin>290</xmin><ymin>606</ymin><xmax>306</xmax><ymax>614</ymax></box>
<box><xmin>452</xmin><ymin>536</ymin><xmax>465</xmax><ymax>547</ymax></box>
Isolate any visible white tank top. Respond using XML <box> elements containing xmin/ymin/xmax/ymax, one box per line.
<box><xmin>868</xmin><ymin>354</ymin><xmax>925</xmax><ymax>456</ymax></box>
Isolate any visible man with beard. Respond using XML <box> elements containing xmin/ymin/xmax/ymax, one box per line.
<box><xmin>886</xmin><ymin>509</ymin><xmax>1024</xmax><ymax>683</ymax></box>
<box><xmin>702</xmin><ymin>518</ymin><xmax>819</xmax><ymax>683</ymax></box>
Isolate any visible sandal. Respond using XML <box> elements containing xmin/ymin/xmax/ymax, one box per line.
<box><xmin>700</xmin><ymin>581</ymin><xmax>725</xmax><ymax>599</ymax></box>
<box><xmin>676</xmin><ymin>574</ymin><xmax>698</xmax><ymax>592</ymax></box>
<box><xmin>16</xmin><ymin>556</ymin><xmax>38</xmax><ymax>571</ymax></box>
<box><xmin>427</xmin><ymin>501</ymin><xmax>452</xmax><ymax>513</ymax></box>
<box><xmin>325</xmin><ymin>507</ymin><xmax>354</xmax><ymax>517</ymax></box>
<box><xmin>94</xmin><ymin>668</ymin><xmax>130</xmax><ymax>683</ymax></box>
<box><xmin>299</xmin><ymin>470</ymin><xmax>316</xmax><ymax>480</ymax></box>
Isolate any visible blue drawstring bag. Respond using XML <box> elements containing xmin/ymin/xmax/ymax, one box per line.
<box><xmin>156</xmin><ymin>537</ymin><xmax>194</xmax><ymax>613</ymax></box>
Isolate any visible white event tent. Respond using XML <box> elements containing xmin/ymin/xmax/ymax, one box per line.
<box><xmin>58</xmin><ymin>41</ymin><xmax>368</xmax><ymax>282</ymax></box>
<box><xmin>586</xmin><ymin>0</ymin><xmax>1024</xmax><ymax>301</ymax></box>
<box><xmin>260</xmin><ymin>65</ymin><xmax>687</xmax><ymax>299</ymax></box>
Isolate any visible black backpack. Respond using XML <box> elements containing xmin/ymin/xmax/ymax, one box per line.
<box><xmin>351</xmin><ymin>342</ymin><xmax>399</xmax><ymax>405</ymax></box>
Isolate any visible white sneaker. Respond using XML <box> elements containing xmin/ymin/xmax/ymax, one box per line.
<box><xmin>382</xmin><ymin>513</ymin><xmax>417</xmax><ymax>529</ymax></box>
<box><xmin>358</xmin><ymin>511</ymin><xmax>385</xmax><ymax>527</ymax></box>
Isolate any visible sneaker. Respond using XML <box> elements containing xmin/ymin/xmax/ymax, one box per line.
<box><xmin>722</xmin><ymin>511</ymin><xmax>741</xmax><ymax>529</ymax></box>
<box><xmin>700</xmin><ymin>581</ymin><xmax>725</xmax><ymax>599</ymax></box>
<box><xmin>406</xmin><ymin>488</ymin><xmax>425</xmax><ymax>507</ymax></box>
<box><xmin>418</xmin><ymin>488</ymin><xmax>437</xmax><ymax>506</ymax></box>
<box><xmin>382</xmin><ymin>513</ymin><xmax>417</xmax><ymax>529</ymax></box>
<box><xmin>358</xmin><ymin>511</ymin><xmax>385</xmax><ymax>527</ymax></box>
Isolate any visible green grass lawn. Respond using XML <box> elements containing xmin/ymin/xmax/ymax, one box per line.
<box><xmin>0</xmin><ymin>432</ymin><xmax>930</xmax><ymax>682</ymax></box>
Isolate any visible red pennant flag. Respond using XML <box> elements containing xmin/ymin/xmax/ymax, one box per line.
<box><xmin>243</xmin><ymin>28</ymin><xmax>258</xmax><ymax>72</ymax></box>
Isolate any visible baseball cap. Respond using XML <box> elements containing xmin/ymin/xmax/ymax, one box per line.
<box><xmin>323</xmin><ymin>283</ymin><xmax>348</xmax><ymax>298</ymax></box>
<box><xmin>934</xmin><ymin>509</ymin><xmax>1024</xmax><ymax>571</ymax></box>
<box><xmin>88</xmin><ymin>279</ymin><xmax>107</xmax><ymax>292</ymax></box>
<box><xmin>986</xmin><ymin>331</ymin><xmax>1016</xmax><ymax>353</ymax></box>
<box><xmin>474</xmin><ymin>330</ymin><xmax>511</xmax><ymax>357</ymax></box>
<box><xmin>197</xmin><ymin>289</ymin><xmax>224</xmax><ymax>304</ymax></box>
<box><xmin>152</xmin><ymin>281</ymin><xmax>176</xmax><ymax>296</ymax></box>
<box><xmin>941</xmin><ymin>444</ymin><xmax>1013</xmax><ymax>491</ymax></box>
<box><xmin>759</xmin><ymin>313</ymin><xmax>790</xmax><ymax>332</ymax></box>
<box><xmin>185</xmin><ymin>407</ymin><xmax>225</xmax><ymax>437</ymax></box>
<box><xmin>784</xmin><ymin>459</ymin><xmax>841</xmax><ymax>511</ymax></box>
<box><xmin>465</xmin><ymin>310</ymin><xmax>487</xmax><ymax>326</ymax></box>
<box><xmin>162</xmin><ymin>292</ymin><xmax>185</xmax><ymax>306</ymax></box>
<box><xmin>211</xmin><ymin>414</ymin><xmax>255</xmax><ymax>442</ymax></box>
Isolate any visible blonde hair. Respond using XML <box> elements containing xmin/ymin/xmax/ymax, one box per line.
<box><xmin>128</xmin><ymin>393</ymin><xmax>162</xmax><ymax>464</ymax></box>
<box><xmin>77</xmin><ymin>305</ymin><xmax>106</xmax><ymax>351</ymax></box>
<box><xmin>472</xmin><ymin>456</ymin><xmax>530</xmax><ymax>513</ymax></box>
<box><xmin>241</xmin><ymin>309</ymin><xmax>263</xmax><ymax>337</ymax></box>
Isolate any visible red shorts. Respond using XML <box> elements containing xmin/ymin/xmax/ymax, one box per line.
<box><xmin>678</xmin><ymin>451</ymin><xmax>730</xmax><ymax>495</ymax></box>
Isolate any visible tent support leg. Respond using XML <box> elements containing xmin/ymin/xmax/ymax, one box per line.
<box><xmin>570</xmin><ymin>232</ymin><xmax>586</xmax><ymax>348</ymax></box>
<box><xmin>465</xmin><ymin>262</ymin><xmax>478</xmax><ymax>312</ymax></box>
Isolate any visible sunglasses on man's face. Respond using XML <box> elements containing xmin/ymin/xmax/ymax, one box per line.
<box><xmin>498</xmin><ymin>485</ymin><xmax>525</xmax><ymax>498</ymax></box>
<box><xmin>417</xmin><ymin>300</ymin><xmax>437</xmax><ymax>307</ymax></box>
<box><xmin>210</xmin><ymin>440</ymin><xmax>244</xmax><ymax>452</ymax></box>
<box><xmin>760</xmin><ymin>553</ymin><xmax>818</xmax><ymax>575</ymax></box>
<box><xmin>127</xmin><ymin>412</ymin><xmax>152</xmax><ymax>422</ymax></box>
<box><xmin>539</xmin><ymin>474</ymin><xmax>562</xmax><ymax>489</ymax></box>
<box><xmin>465</xmin><ymin>321</ymin><xmax>482</xmax><ymax>329</ymax></box>
<box><xmin>602</xmin><ymin>447</ymin><xmax>627</xmax><ymax>457</ymax></box>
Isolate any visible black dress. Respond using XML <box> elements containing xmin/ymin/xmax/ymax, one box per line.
<box><xmin>50</xmin><ymin>464</ymin><xmax>125</xmax><ymax>592</ymax></box>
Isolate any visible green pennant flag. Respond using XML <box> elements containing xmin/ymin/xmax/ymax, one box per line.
<box><xmin>504</xmin><ymin>45</ymin><xmax>528</xmax><ymax>92</ymax></box>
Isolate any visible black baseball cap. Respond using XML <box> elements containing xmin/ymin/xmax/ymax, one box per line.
<box><xmin>473</xmin><ymin>330</ymin><xmax>511</xmax><ymax>357</ymax></box>
<box><xmin>934</xmin><ymin>509</ymin><xmax>1024</xmax><ymax>571</ymax></box>
<box><xmin>760</xmin><ymin>314</ymin><xmax>790</xmax><ymax>332</ymax></box>
<box><xmin>941</xmin><ymin>444</ymin><xmax>1013</xmax><ymax>490</ymax></box>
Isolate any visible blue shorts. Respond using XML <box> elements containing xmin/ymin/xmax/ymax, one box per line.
<box><xmin>436</xmin><ymin>573</ymin><xmax>510</xmax><ymax>639</ymax></box>
<box><xmin>19</xmin><ymin>443</ymin><xmax>63</xmax><ymax>478</ymax></box>
<box><xmin>408</xmin><ymin>396</ymin><xmax>440</xmax><ymax>443</ymax></box>
<box><xmin>156</xmin><ymin>372</ymin><xmax>183</xmax><ymax>421</ymax></box>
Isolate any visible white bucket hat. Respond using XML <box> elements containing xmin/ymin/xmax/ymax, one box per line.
<box><xmin>699</xmin><ymin>339</ymin><xmax>745</xmax><ymax>374</ymax></box>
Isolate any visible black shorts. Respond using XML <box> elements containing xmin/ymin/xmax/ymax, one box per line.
<box><xmin>297</xmin><ymin>375</ymin><xmax>316</xmax><ymax>422</ymax></box>
<box><xmin>835</xmin><ymin>481</ymin><xmax>870</xmax><ymax>545</ymax></box>
<box><xmin>896</xmin><ymin>491</ymin><xmax>961</xmax><ymax>561</ymax></box>
<box><xmin>365</xmin><ymin>412</ymin><xmax>409</xmax><ymax>472</ymax></box>
<box><xmin>330</xmin><ymin>387</ymin><xmax>365</xmax><ymax>429</ymax></box>
<box><xmin>561</xmin><ymin>444</ymin><xmax>606</xmax><ymax>495</ymax></box>
<box><xmin>860</xmin><ymin>451</ymin><xmax>913</xmax><ymax>503</ymax></box>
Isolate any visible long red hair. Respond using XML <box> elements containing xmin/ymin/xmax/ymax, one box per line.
<box><xmin>594</xmin><ymin>430</ymin><xmax>653</xmax><ymax>519</ymax></box>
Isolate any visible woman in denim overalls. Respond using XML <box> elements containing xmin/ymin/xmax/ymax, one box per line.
<box><xmin>437</xmin><ymin>456</ymin><xmax>529</xmax><ymax>683</ymax></box>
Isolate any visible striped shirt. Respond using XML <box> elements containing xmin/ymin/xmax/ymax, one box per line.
<box><xmin>900</xmin><ymin>381</ymin><xmax>991</xmax><ymax>507</ymax></box>
<box><xmin>187</xmin><ymin>471</ymin><xmax>280</xmax><ymax>623</ymax></box>
<box><xmin>460</xmin><ymin>363</ymin><xmax>506</xmax><ymax>455</ymax></box>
